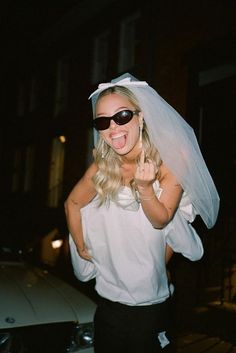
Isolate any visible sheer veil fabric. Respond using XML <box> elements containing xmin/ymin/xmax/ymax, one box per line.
<box><xmin>89</xmin><ymin>73</ymin><xmax>220</xmax><ymax>229</ymax></box>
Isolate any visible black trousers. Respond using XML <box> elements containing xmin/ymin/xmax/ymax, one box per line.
<box><xmin>94</xmin><ymin>296</ymin><xmax>174</xmax><ymax>353</ymax></box>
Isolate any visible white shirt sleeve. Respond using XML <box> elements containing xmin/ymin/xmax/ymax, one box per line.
<box><xmin>69</xmin><ymin>234</ymin><xmax>97</xmax><ymax>281</ymax></box>
<box><xmin>165</xmin><ymin>208</ymin><xmax>204</xmax><ymax>261</ymax></box>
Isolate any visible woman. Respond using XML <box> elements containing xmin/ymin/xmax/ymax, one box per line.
<box><xmin>65</xmin><ymin>73</ymin><xmax>219</xmax><ymax>353</ymax></box>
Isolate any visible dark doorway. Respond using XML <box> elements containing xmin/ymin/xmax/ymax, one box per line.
<box><xmin>199</xmin><ymin>74</ymin><xmax>236</xmax><ymax>211</ymax></box>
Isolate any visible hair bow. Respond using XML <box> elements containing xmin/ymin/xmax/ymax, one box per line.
<box><xmin>88</xmin><ymin>77</ymin><xmax>148</xmax><ymax>99</ymax></box>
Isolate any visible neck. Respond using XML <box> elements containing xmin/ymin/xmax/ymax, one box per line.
<box><xmin>121</xmin><ymin>145</ymin><xmax>141</xmax><ymax>164</ymax></box>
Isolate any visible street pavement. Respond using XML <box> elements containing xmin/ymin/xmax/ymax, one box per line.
<box><xmin>173</xmin><ymin>301</ymin><xmax>236</xmax><ymax>352</ymax></box>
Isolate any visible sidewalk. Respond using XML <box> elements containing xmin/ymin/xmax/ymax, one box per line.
<box><xmin>174</xmin><ymin>301</ymin><xmax>236</xmax><ymax>352</ymax></box>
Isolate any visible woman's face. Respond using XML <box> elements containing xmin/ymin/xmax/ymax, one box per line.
<box><xmin>95</xmin><ymin>93</ymin><xmax>143</xmax><ymax>157</ymax></box>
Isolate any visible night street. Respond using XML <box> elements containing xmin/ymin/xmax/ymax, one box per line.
<box><xmin>1</xmin><ymin>1</ymin><xmax>236</xmax><ymax>353</ymax></box>
<box><xmin>175</xmin><ymin>303</ymin><xmax>236</xmax><ymax>352</ymax></box>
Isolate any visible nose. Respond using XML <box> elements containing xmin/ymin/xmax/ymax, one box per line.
<box><xmin>109</xmin><ymin>119</ymin><xmax>117</xmax><ymax>129</ymax></box>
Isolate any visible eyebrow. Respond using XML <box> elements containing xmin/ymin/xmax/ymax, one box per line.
<box><xmin>96</xmin><ymin>106</ymin><xmax>130</xmax><ymax>117</ymax></box>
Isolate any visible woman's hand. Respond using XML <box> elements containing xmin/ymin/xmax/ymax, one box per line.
<box><xmin>134</xmin><ymin>150</ymin><xmax>158</xmax><ymax>189</ymax></box>
<box><xmin>133</xmin><ymin>153</ymin><xmax>183</xmax><ymax>228</ymax></box>
<box><xmin>77</xmin><ymin>242</ymin><xmax>92</xmax><ymax>261</ymax></box>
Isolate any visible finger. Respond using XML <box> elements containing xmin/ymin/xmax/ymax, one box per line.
<box><xmin>81</xmin><ymin>249</ymin><xmax>92</xmax><ymax>261</ymax></box>
<box><xmin>138</xmin><ymin>150</ymin><xmax>145</xmax><ymax>172</ymax></box>
<box><xmin>140</xmin><ymin>149</ymin><xmax>145</xmax><ymax>166</ymax></box>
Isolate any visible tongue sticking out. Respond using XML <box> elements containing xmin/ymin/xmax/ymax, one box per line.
<box><xmin>112</xmin><ymin>135</ymin><xmax>126</xmax><ymax>149</ymax></box>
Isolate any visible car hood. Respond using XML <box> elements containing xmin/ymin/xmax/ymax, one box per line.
<box><xmin>0</xmin><ymin>262</ymin><xmax>96</xmax><ymax>329</ymax></box>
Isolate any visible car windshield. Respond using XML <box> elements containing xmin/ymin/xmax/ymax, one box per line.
<box><xmin>0</xmin><ymin>246</ymin><xmax>21</xmax><ymax>262</ymax></box>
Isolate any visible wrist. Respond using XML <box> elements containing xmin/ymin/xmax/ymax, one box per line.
<box><xmin>136</xmin><ymin>186</ymin><xmax>156</xmax><ymax>202</ymax></box>
<box><xmin>136</xmin><ymin>184</ymin><xmax>154</xmax><ymax>196</ymax></box>
<box><xmin>138</xmin><ymin>193</ymin><xmax>156</xmax><ymax>201</ymax></box>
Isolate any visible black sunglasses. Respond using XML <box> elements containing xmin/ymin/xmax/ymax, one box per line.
<box><xmin>93</xmin><ymin>109</ymin><xmax>140</xmax><ymax>131</ymax></box>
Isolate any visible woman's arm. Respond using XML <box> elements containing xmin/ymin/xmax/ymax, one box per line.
<box><xmin>135</xmin><ymin>152</ymin><xmax>183</xmax><ymax>228</ymax></box>
<box><xmin>165</xmin><ymin>244</ymin><xmax>174</xmax><ymax>264</ymax></box>
<box><xmin>69</xmin><ymin>234</ymin><xmax>97</xmax><ymax>281</ymax></box>
<box><xmin>64</xmin><ymin>163</ymin><xmax>97</xmax><ymax>260</ymax></box>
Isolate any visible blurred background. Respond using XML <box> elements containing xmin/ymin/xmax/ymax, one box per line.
<box><xmin>0</xmin><ymin>0</ymin><xmax>236</xmax><ymax>314</ymax></box>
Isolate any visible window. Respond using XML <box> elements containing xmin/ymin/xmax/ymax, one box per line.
<box><xmin>23</xmin><ymin>145</ymin><xmax>35</xmax><ymax>192</ymax></box>
<box><xmin>54</xmin><ymin>59</ymin><xmax>69</xmax><ymax>116</ymax></box>
<box><xmin>12</xmin><ymin>149</ymin><xmax>22</xmax><ymax>192</ymax></box>
<box><xmin>91</xmin><ymin>31</ymin><xmax>109</xmax><ymax>84</ymax></box>
<box><xmin>118</xmin><ymin>12</ymin><xmax>140</xmax><ymax>72</ymax></box>
<box><xmin>17</xmin><ymin>82</ymin><xmax>26</xmax><ymax>117</ymax></box>
<box><xmin>48</xmin><ymin>137</ymin><xmax>65</xmax><ymax>207</ymax></box>
<box><xmin>198</xmin><ymin>64</ymin><xmax>236</xmax><ymax>87</ymax></box>
<box><xmin>29</xmin><ymin>77</ymin><xmax>39</xmax><ymax>112</ymax></box>
<box><xmin>11</xmin><ymin>145</ymin><xmax>35</xmax><ymax>193</ymax></box>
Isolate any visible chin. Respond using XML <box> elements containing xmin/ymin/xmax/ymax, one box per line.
<box><xmin>114</xmin><ymin>149</ymin><xmax>128</xmax><ymax>156</ymax></box>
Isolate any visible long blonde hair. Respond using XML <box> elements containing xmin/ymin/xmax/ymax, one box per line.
<box><xmin>92</xmin><ymin>86</ymin><xmax>161</xmax><ymax>205</ymax></box>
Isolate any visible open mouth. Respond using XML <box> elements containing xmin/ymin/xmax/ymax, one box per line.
<box><xmin>111</xmin><ymin>133</ymin><xmax>127</xmax><ymax>149</ymax></box>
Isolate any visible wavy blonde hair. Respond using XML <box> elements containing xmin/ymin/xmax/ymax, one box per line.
<box><xmin>92</xmin><ymin>86</ymin><xmax>162</xmax><ymax>205</ymax></box>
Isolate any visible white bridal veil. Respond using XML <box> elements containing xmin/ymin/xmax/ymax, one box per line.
<box><xmin>89</xmin><ymin>73</ymin><xmax>220</xmax><ymax>229</ymax></box>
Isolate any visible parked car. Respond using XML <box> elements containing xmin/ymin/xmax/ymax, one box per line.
<box><xmin>0</xmin><ymin>245</ymin><xmax>96</xmax><ymax>353</ymax></box>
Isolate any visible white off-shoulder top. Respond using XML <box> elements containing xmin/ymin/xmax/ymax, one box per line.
<box><xmin>69</xmin><ymin>181</ymin><xmax>203</xmax><ymax>306</ymax></box>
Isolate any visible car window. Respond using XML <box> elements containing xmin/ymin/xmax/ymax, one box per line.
<box><xmin>0</xmin><ymin>246</ymin><xmax>21</xmax><ymax>262</ymax></box>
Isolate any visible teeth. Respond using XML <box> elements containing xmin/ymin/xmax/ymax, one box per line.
<box><xmin>111</xmin><ymin>133</ymin><xmax>125</xmax><ymax>139</ymax></box>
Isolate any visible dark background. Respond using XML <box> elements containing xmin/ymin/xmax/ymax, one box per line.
<box><xmin>0</xmin><ymin>0</ymin><xmax>236</xmax><ymax>313</ymax></box>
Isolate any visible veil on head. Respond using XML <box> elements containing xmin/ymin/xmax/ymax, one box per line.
<box><xmin>89</xmin><ymin>73</ymin><xmax>220</xmax><ymax>229</ymax></box>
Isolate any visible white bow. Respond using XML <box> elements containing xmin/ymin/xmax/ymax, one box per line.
<box><xmin>88</xmin><ymin>77</ymin><xmax>148</xmax><ymax>99</ymax></box>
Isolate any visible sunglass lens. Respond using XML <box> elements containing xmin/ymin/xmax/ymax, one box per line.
<box><xmin>115</xmin><ymin>110</ymin><xmax>133</xmax><ymax>125</ymax></box>
<box><xmin>94</xmin><ymin>117</ymin><xmax>110</xmax><ymax>130</ymax></box>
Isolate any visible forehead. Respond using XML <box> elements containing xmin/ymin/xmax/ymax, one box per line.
<box><xmin>96</xmin><ymin>93</ymin><xmax>132</xmax><ymax>114</ymax></box>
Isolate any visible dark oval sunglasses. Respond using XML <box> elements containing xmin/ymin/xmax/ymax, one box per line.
<box><xmin>93</xmin><ymin>110</ymin><xmax>140</xmax><ymax>131</ymax></box>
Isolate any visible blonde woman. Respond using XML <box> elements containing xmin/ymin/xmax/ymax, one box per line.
<box><xmin>65</xmin><ymin>73</ymin><xmax>219</xmax><ymax>353</ymax></box>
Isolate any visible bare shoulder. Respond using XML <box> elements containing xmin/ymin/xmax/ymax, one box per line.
<box><xmin>157</xmin><ymin>163</ymin><xmax>183</xmax><ymax>213</ymax></box>
<box><xmin>158</xmin><ymin>163</ymin><xmax>182</xmax><ymax>189</ymax></box>
<box><xmin>82</xmin><ymin>162</ymin><xmax>98</xmax><ymax>180</ymax></box>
